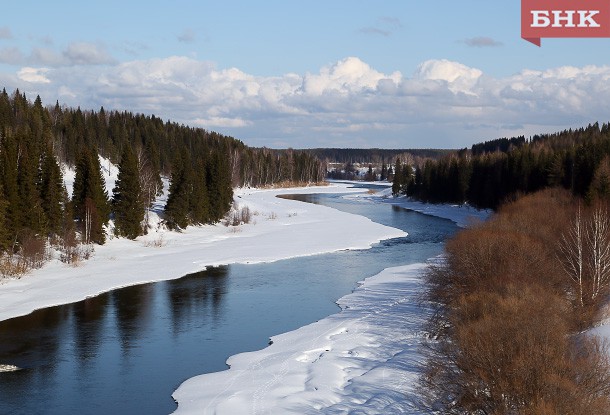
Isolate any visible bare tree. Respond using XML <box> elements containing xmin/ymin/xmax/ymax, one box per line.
<box><xmin>559</xmin><ymin>204</ymin><xmax>585</xmax><ymax>306</ymax></box>
<box><xmin>587</xmin><ymin>204</ymin><xmax>610</xmax><ymax>300</ymax></box>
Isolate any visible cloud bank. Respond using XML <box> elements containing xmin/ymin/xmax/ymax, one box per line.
<box><xmin>3</xmin><ymin>56</ymin><xmax>610</xmax><ymax>148</ymax></box>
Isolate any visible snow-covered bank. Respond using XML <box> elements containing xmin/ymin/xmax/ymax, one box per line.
<box><xmin>172</xmin><ymin>263</ymin><xmax>431</xmax><ymax>415</ymax></box>
<box><xmin>0</xmin><ymin>183</ymin><xmax>405</xmax><ymax>323</ymax></box>
<box><xmin>345</xmin><ymin>186</ymin><xmax>491</xmax><ymax>228</ymax></box>
<box><xmin>171</xmin><ymin>184</ymin><xmax>491</xmax><ymax>414</ymax></box>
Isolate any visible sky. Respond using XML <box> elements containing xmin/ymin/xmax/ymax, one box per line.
<box><xmin>2</xmin><ymin>1</ymin><xmax>610</xmax><ymax>149</ymax></box>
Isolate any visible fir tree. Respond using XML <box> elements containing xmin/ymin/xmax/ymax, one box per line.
<box><xmin>206</xmin><ymin>150</ymin><xmax>233</xmax><ymax>221</ymax></box>
<box><xmin>72</xmin><ymin>148</ymin><xmax>109</xmax><ymax>244</ymax></box>
<box><xmin>112</xmin><ymin>146</ymin><xmax>143</xmax><ymax>239</ymax></box>
<box><xmin>189</xmin><ymin>156</ymin><xmax>210</xmax><ymax>224</ymax></box>
<box><xmin>165</xmin><ymin>149</ymin><xmax>192</xmax><ymax>229</ymax></box>
<box><xmin>17</xmin><ymin>145</ymin><xmax>45</xmax><ymax>233</ymax></box>
<box><xmin>40</xmin><ymin>147</ymin><xmax>66</xmax><ymax>237</ymax></box>
<box><xmin>0</xmin><ymin>182</ymin><xmax>8</xmax><ymax>251</ymax></box>
<box><xmin>392</xmin><ymin>158</ymin><xmax>402</xmax><ymax>196</ymax></box>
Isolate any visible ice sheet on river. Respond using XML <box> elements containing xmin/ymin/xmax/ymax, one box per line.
<box><xmin>172</xmin><ymin>263</ymin><xmax>431</xmax><ymax>414</ymax></box>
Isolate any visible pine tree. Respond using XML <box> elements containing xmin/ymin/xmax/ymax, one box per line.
<box><xmin>112</xmin><ymin>146</ymin><xmax>143</xmax><ymax>239</ymax></box>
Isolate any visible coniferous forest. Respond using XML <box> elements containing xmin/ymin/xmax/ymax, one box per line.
<box><xmin>392</xmin><ymin>123</ymin><xmax>610</xmax><ymax>209</ymax></box>
<box><xmin>0</xmin><ymin>88</ymin><xmax>325</xmax><ymax>269</ymax></box>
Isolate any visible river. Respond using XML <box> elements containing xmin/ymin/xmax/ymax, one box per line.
<box><xmin>0</xmin><ymin>189</ymin><xmax>458</xmax><ymax>414</ymax></box>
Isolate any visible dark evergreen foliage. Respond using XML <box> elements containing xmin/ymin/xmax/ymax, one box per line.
<box><xmin>72</xmin><ymin>148</ymin><xmax>109</xmax><ymax>244</ymax></box>
<box><xmin>112</xmin><ymin>146</ymin><xmax>143</xmax><ymax>239</ymax></box>
<box><xmin>0</xmin><ymin>89</ymin><xmax>325</xmax><ymax>255</ymax></box>
<box><xmin>408</xmin><ymin>123</ymin><xmax>610</xmax><ymax>209</ymax></box>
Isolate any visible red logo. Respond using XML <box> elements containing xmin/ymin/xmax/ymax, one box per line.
<box><xmin>522</xmin><ymin>0</ymin><xmax>610</xmax><ymax>46</ymax></box>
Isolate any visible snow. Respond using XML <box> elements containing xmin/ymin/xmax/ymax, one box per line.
<box><xmin>344</xmin><ymin>185</ymin><xmax>491</xmax><ymax>228</ymax></box>
<box><xmin>172</xmin><ymin>263</ymin><xmax>431</xmax><ymax>415</ymax></box>
<box><xmin>0</xmin><ymin>168</ymin><xmax>405</xmax><ymax>323</ymax></box>
<box><xmin>0</xmin><ymin>166</ymin><xmax>490</xmax><ymax>412</ymax></box>
<box><xmin>171</xmin><ymin>184</ymin><xmax>489</xmax><ymax>415</ymax></box>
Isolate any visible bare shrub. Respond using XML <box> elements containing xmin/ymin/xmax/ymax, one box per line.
<box><xmin>143</xmin><ymin>234</ymin><xmax>166</xmax><ymax>248</ymax></box>
<box><xmin>0</xmin><ymin>254</ymin><xmax>29</xmax><ymax>278</ymax></box>
<box><xmin>421</xmin><ymin>189</ymin><xmax>610</xmax><ymax>414</ymax></box>
<box><xmin>19</xmin><ymin>232</ymin><xmax>49</xmax><ymax>270</ymax></box>
<box><xmin>224</xmin><ymin>204</ymin><xmax>252</xmax><ymax>227</ymax></box>
<box><xmin>268</xmin><ymin>211</ymin><xmax>277</xmax><ymax>220</ymax></box>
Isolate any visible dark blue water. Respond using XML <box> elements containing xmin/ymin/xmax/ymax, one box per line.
<box><xmin>0</xmin><ymin>190</ymin><xmax>458</xmax><ymax>415</ymax></box>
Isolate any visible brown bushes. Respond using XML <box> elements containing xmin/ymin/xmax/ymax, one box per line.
<box><xmin>421</xmin><ymin>188</ymin><xmax>610</xmax><ymax>414</ymax></box>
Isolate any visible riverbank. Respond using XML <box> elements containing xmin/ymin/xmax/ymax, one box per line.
<box><xmin>172</xmin><ymin>189</ymin><xmax>491</xmax><ymax>414</ymax></box>
<box><xmin>173</xmin><ymin>263</ymin><xmax>431</xmax><ymax>415</ymax></box>
<box><xmin>0</xmin><ymin>183</ymin><xmax>405</xmax><ymax>323</ymax></box>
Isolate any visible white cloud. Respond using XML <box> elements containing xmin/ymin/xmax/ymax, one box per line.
<box><xmin>0</xmin><ymin>42</ymin><xmax>115</xmax><ymax>67</ymax></box>
<box><xmin>17</xmin><ymin>67</ymin><xmax>50</xmax><ymax>84</ymax></box>
<box><xmin>8</xmin><ymin>56</ymin><xmax>610</xmax><ymax>148</ymax></box>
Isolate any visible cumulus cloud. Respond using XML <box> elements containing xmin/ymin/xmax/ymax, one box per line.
<box><xmin>464</xmin><ymin>36</ymin><xmax>503</xmax><ymax>47</ymax></box>
<box><xmin>8</xmin><ymin>56</ymin><xmax>610</xmax><ymax>148</ymax></box>
<box><xmin>62</xmin><ymin>42</ymin><xmax>115</xmax><ymax>65</ymax></box>
<box><xmin>17</xmin><ymin>67</ymin><xmax>50</xmax><ymax>84</ymax></box>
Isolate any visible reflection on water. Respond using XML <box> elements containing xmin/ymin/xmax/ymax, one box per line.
<box><xmin>0</xmin><ymin>191</ymin><xmax>458</xmax><ymax>415</ymax></box>
<box><xmin>168</xmin><ymin>266</ymin><xmax>228</xmax><ymax>334</ymax></box>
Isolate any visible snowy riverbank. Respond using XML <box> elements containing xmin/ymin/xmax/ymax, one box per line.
<box><xmin>172</xmin><ymin>263</ymin><xmax>431</xmax><ymax>415</ymax></box>
<box><xmin>171</xmin><ymin>189</ymin><xmax>491</xmax><ymax>414</ymax></box>
<box><xmin>0</xmin><ymin>183</ymin><xmax>405</xmax><ymax>323</ymax></box>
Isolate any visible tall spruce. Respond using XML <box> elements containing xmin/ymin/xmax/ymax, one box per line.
<box><xmin>72</xmin><ymin>148</ymin><xmax>109</xmax><ymax>244</ymax></box>
<box><xmin>112</xmin><ymin>146</ymin><xmax>143</xmax><ymax>239</ymax></box>
<box><xmin>40</xmin><ymin>147</ymin><xmax>66</xmax><ymax>236</ymax></box>
<box><xmin>165</xmin><ymin>149</ymin><xmax>192</xmax><ymax>229</ymax></box>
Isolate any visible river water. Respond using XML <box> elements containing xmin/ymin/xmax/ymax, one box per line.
<box><xmin>0</xmin><ymin>189</ymin><xmax>458</xmax><ymax>415</ymax></box>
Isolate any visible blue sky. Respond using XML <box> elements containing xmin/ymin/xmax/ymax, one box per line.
<box><xmin>2</xmin><ymin>1</ymin><xmax>610</xmax><ymax>148</ymax></box>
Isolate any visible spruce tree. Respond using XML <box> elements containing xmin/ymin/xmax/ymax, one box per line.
<box><xmin>40</xmin><ymin>147</ymin><xmax>66</xmax><ymax>237</ymax></box>
<box><xmin>392</xmin><ymin>158</ymin><xmax>402</xmax><ymax>196</ymax></box>
<box><xmin>189</xmin><ymin>156</ymin><xmax>210</xmax><ymax>224</ymax></box>
<box><xmin>112</xmin><ymin>146</ymin><xmax>143</xmax><ymax>239</ymax></box>
<box><xmin>206</xmin><ymin>150</ymin><xmax>233</xmax><ymax>222</ymax></box>
<box><xmin>72</xmin><ymin>148</ymin><xmax>109</xmax><ymax>244</ymax></box>
<box><xmin>17</xmin><ymin>145</ymin><xmax>45</xmax><ymax>233</ymax></box>
<box><xmin>165</xmin><ymin>149</ymin><xmax>192</xmax><ymax>229</ymax></box>
<box><xmin>0</xmin><ymin>182</ymin><xmax>8</xmax><ymax>251</ymax></box>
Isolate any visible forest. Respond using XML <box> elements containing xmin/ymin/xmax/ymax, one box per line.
<box><xmin>0</xmin><ymin>88</ymin><xmax>325</xmax><ymax>273</ymax></box>
<box><xmin>392</xmin><ymin>123</ymin><xmax>610</xmax><ymax>209</ymax></box>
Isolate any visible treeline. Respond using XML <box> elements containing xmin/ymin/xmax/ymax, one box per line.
<box><xmin>306</xmin><ymin>148</ymin><xmax>450</xmax><ymax>165</ymax></box>
<box><xmin>421</xmin><ymin>189</ymin><xmax>610</xmax><ymax>413</ymax></box>
<box><xmin>392</xmin><ymin>123</ymin><xmax>610</xmax><ymax>209</ymax></box>
<box><xmin>0</xmin><ymin>88</ymin><xmax>324</xmax><ymax>272</ymax></box>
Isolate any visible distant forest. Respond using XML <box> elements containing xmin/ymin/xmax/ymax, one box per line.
<box><xmin>306</xmin><ymin>148</ymin><xmax>450</xmax><ymax>164</ymax></box>
<box><xmin>0</xmin><ymin>88</ymin><xmax>324</xmax><ymax>271</ymax></box>
<box><xmin>392</xmin><ymin>123</ymin><xmax>610</xmax><ymax>209</ymax></box>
